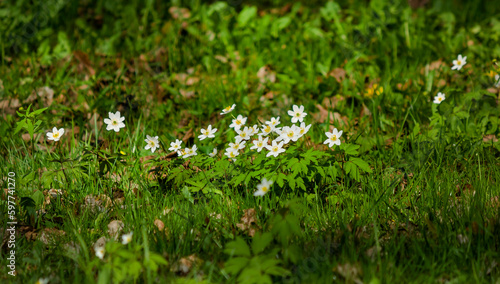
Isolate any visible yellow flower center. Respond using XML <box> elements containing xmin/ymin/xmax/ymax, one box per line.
<box><xmin>204</xmin><ymin>130</ymin><xmax>209</xmax><ymax>135</ymax></box>
<box><xmin>262</xmin><ymin>186</ymin><xmax>268</xmax><ymax>192</ymax></box>
<box><xmin>241</xmin><ymin>133</ymin><xmax>246</xmax><ymax>137</ymax></box>
<box><xmin>438</xmin><ymin>97</ymin><xmax>443</xmax><ymax>101</ymax></box>
<box><xmin>149</xmin><ymin>141</ymin><xmax>155</xmax><ymax>147</ymax></box>
<box><xmin>236</xmin><ymin>120</ymin><xmax>241</xmax><ymax>125</ymax></box>
<box><xmin>265</xmin><ymin>126</ymin><xmax>271</xmax><ymax>132</ymax></box>
<box><xmin>273</xmin><ymin>146</ymin><xmax>278</xmax><ymax>152</ymax></box>
<box><xmin>257</xmin><ymin>142</ymin><xmax>262</xmax><ymax>147</ymax></box>
<box><xmin>287</xmin><ymin>132</ymin><xmax>294</xmax><ymax>138</ymax></box>
<box><xmin>224</xmin><ymin>106</ymin><xmax>231</xmax><ymax>112</ymax></box>
<box><xmin>53</xmin><ymin>133</ymin><xmax>59</xmax><ymax>138</ymax></box>
<box><xmin>295</xmin><ymin>113</ymin><xmax>300</xmax><ymax>117</ymax></box>
<box><xmin>457</xmin><ymin>60</ymin><xmax>462</xmax><ymax>65</ymax></box>
<box><xmin>300</xmin><ymin>128</ymin><xmax>305</xmax><ymax>134</ymax></box>
<box><xmin>330</xmin><ymin>135</ymin><xmax>337</xmax><ymax>141</ymax></box>
<box><xmin>112</xmin><ymin>120</ymin><xmax>118</xmax><ymax>125</ymax></box>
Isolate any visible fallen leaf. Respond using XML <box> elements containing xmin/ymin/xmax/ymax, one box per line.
<box><xmin>154</xmin><ymin>219</ymin><xmax>165</xmax><ymax>231</ymax></box>
<box><xmin>328</xmin><ymin>68</ymin><xmax>346</xmax><ymax>83</ymax></box>
<box><xmin>236</xmin><ymin>208</ymin><xmax>257</xmax><ymax>236</ymax></box>
<box><xmin>169</xmin><ymin>7</ymin><xmax>191</xmax><ymax>20</ymax></box>
<box><xmin>107</xmin><ymin>220</ymin><xmax>124</xmax><ymax>239</ymax></box>
<box><xmin>334</xmin><ymin>262</ymin><xmax>363</xmax><ymax>284</ymax></box>
<box><xmin>171</xmin><ymin>254</ymin><xmax>202</xmax><ymax>275</ymax></box>
<box><xmin>38</xmin><ymin>228</ymin><xmax>66</xmax><ymax>245</ymax></box>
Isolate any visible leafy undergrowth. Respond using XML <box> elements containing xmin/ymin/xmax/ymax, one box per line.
<box><xmin>1</xmin><ymin>0</ymin><xmax>500</xmax><ymax>283</ymax></box>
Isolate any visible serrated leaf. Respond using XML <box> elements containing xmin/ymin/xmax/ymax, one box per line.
<box><xmin>350</xmin><ymin>157</ymin><xmax>372</xmax><ymax>173</ymax></box>
<box><xmin>251</xmin><ymin>232</ymin><xmax>273</xmax><ymax>255</ymax></box>
<box><xmin>224</xmin><ymin>237</ymin><xmax>251</xmax><ymax>257</ymax></box>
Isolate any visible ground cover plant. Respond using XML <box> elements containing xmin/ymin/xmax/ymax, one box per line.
<box><xmin>1</xmin><ymin>0</ymin><xmax>500</xmax><ymax>283</ymax></box>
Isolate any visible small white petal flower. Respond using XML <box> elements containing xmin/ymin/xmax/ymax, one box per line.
<box><xmin>46</xmin><ymin>127</ymin><xmax>65</xmax><ymax>141</ymax></box>
<box><xmin>169</xmin><ymin>139</ymin><xmax>183</xmax><ymax>152</ymax></box>
<box><xmin>209</xmin><ymin>148</ymin><xmax>218</xmax><ymax>157</ymax></box>
<box><xmin>198</xmin><ymin>125</ymin><xmax>218</xmax><ymax>140</ymax></box>
<box><xmin>254</xmin><ymin>178</ymin><xmax>273</xmax><ymax>196</ymax></box>
<box><xmin>182</xmin><ymin>145</ymin><xmax>198</xmax><ymax>159</ymax></box>
<box><xmin>451</xmin><ymin>54</ymin><xmax>467</xmax><ymax>71</ymax></box>
<box><xmin>235</xmin><ymin>126</ymin><xmax>252</xmax><ymax>141</ymax></box>
<box><xmin>220</xmin><ymin>104</ymin><xmax>236</xmax><ymax>115</ymax></box>
<box><xmin>225</xmin><ymin>148</ymin><xmax>239</xmax><ymax>161</ymax></box>
<box><xmin>287</xmin><ymin>105</ymin><xmax>307</xmax><ymax>123</ymax></box>
<box><xmin>324</xmin><ymin>128</ymin><xmax>343</xmax><ymax>148</ymax></box>
<box><xmin>229</xmin><ymin>140</ymin><xmax>246</xmax><ymax>151</ymax></box>
<box><xmin>265</xmin><ymin>140</ymin><xmax>286</xmax><ymax>157</ymax></box>
<box><xmin>250</xmin><ymin>136</ymin><xmax>269</xmax><ymax>152</ymax></box>
<box><xmin>495</xmin><ymin>74</ymin><xmax>500</xmax><ymax>88</ymax></box>
<box><xmin>144</xmin><ymin>135</ymin><xmax>159</xmax><ymax>153</ymax></box>
<box><xmin>95</xmin><ymin>246</ymin><xmax>105</xmax><ymax>260</ymax></box>
<box><xmin>121</xmin><ymin>232</ymin><xmax>133</xmax><ymax>245</ymax></box>
<box><xmin>298</xmin><ymin>122</ymin><xmax>312</xmax><ymax>137</ymax></box>
<box><xmin>229</xmin><ymin>115</ymin><xmax>247</xmax><ymax>131</ymax></box>
<box><xmin>265</xmin><ymin>117</ymin><xmax>281</xmax><ymax>127</ymax></box>
<box><xmin>104</xmin><ymin>111</ymin><xmax>126</xmax><ymax>132</ymax></box>
<box><xmin>36</xmin><ymin>278</ymin><xmax>49</xmax><ymax>284</ymax></box>
<box><xmin>433</xmin><ymin>92</ymin><xmax>446</xmax><ymax>104</ymax></box>
<box><xmin>277</xmin><ymin>126</ymin><xmax>300</xmax><ymax>144</ymax></box>
<box><xmin>248</xmin><ymin>124</ymin><xmax>259</xmax><ymax>136</ymax></box>
<box><xmin>259</xmin><ymin>124</ymin><xmax>275</xmax><ymax>136</ymax></box>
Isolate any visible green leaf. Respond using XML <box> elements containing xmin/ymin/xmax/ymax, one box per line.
<box><xmin>224</xmin><ymin>237</ymin><xmax>251</xmax><ymax>257</ymax></box>
<box><xmin>350</xmin><ymin>157</ymin><xmax>372</xmax><ymax>173</ymax></box>
<box><xmin>251</xmin><ymin>232</ymin><xmax>273</xmax><ymax>255</ymax></box>
<box><xmin>345</xmin><ymin>161</ymin><xmax>360</xmax><ymax>181</ymax></box>
<box><xmin>224</xmin><ymin>257</ymin><xmax>250</xmax><ymax>276</ymax></box>
<box><xmin>237</xmin><ymin>6</ymin><xmax>257</xmax><ymax>27</ymax></box>
<box><xmin>342</xmin><ymin>143</ymin><xmax>360</xmax><ymax>156</ymax></box>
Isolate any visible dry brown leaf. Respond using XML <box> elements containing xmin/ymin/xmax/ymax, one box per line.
<box><xmin>169</xmin><ymin>7</ymin><xmax>191</xmax><ymax>20</ymax></box>
<box><xmin>328</xmin><ymin>68</ymin><xmax>346</xmax><ymax>83</ymax></box>
<box><xmin>107</xmin><ymin>220</ymin><xmax>124</xmax><ymax>239</ymax></box>
<box><xmin>25</xmin><ymin>86</ymin><xmax>54</xmax><ymax>107</ymax></box>
<box><xmin>257</xmin><ymin>65</ymin><xmax>276</xmax><ymax>84</ymax></box>
<box><xmin>171</xmin><ymin>254</ymin><xmax>202</xmax><ymax>275</ymax></box>
<box><xmin>154</xmin><ymin>219</ymin><xmax>165</xmax><ymax>231</ymax></box>
<box><xmin>236</xmin><ymin>208</ymin><xmax>257</xmax><ymax>236</ymax></box>
<box><xmin>180</xmin><ymin>89</ymin><xmax>195</xmax><ymax>99</ymax></box>
<box><xmin>408</xmin><ymin>0</ymin><xmax>429</xmax><ymax>9</ymax></box>
<box><xmin>334</xmin><ymin>263</ymin><xmax>363</xmax><ymax>284</ymax></box>
<box><xmin>483</xmin><ymin>135</ymin><xmax>498</xmax><ymax>143</ymax></box>
<box><xmin>73</xmin><ymin>50</ymin><xmax>96</xmax><ymax>76</ymax></box>
<box><xmin>38</xmin><ymin>228</ymin><xmax>66</xmax><ymax>245</ymax></box>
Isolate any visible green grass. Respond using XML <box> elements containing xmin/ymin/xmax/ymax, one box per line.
<box><xmin>1</xmin><ymin>0</ymin><xmax>500</xmax><ymax>283</ymax></box>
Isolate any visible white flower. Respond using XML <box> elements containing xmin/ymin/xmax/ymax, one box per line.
<box><xmin>254</xmin><ymin>178</ymin><xmax>273</xmax><ymax>196</ymax></box>
<box><xmin>95</xmin><ymin>246</ymin><xmax>105</xmax><ymax>260</ymax></box>
<box><xmin>104</xmin><ymin>111</ymin><xmax>126</xmax><ymax>132</ymax></box>
<box><xmin>169</xmin><ymin>139</ymin><xmax>183</xmax><ymax>152</ymax></box>
<box><xmin>495</xmin><ymin>74</ymin><xmax>500</xmax><ymax>88</ymax></box>
<box><xmin>250</xmin><ymin>136</ymin><xmax>269</xmax><ymax>152</ymax></box>
<box><xmin>209</xmin><ymin>148</ymin><xmax>218</xmax><ymax>157</ymax></box>
<box><xmin>433</xmin><ymin>92</ymin><xmax>446</xmax><ymax>104</ymax></box>
<box><xmin>324</xmin><ymin>128</ymin><xmax>343</xmax><ymax>147</ymax></box>
<box><xmin>248</xmin><ymin>124</ymin><xmax>259</xmax><ymax>136</ymax></box>
<box><xmin>182</xmin><ymin>145</ymin><xmax>198</xmax><ymax>158</ymax></box>
<box><xmin>121</xmin><ymin>232</ymin><xmax>133</xmax><ymax>245</ymax></box>
<box><xmin>298</xmin><ymin>122</ymin><xmax>312</xmax><ymax>137</ymax></box>
<box><xmin>451</xmin><ymin>54</ymin><xmax>467</xmax><ymax>71</ymax></box>
<box><xmin>229</xmin><ymin>139</ymin><xmax>246</xmax><ymax>151</ymax></box>
<box><xmin>220</xmin><ymin>104</ymin><xmax>236</xmax><ymax>115</ymax></box>
<box><xmin>235</xmin><ymin>126</ymin><xmax>252</xmax><ymax>141</ymax></box>
<box><xmin>287</xmin><ymin>105</ymin><xmax>307</xmax><ymax>123</ymax></box>
<box><xmin>259</xmin><ymin>124</ymin><xmax>275</xmax><ymax>136</ymax></box>
<box><xmin>265</xmin><ymin>140</ymin><xmax>286</xmax><ymax>157</ymax></box>
<box><xmin>198</xmin><ymin>125</ymin><xmax>218</xmax><ymax>140</ymax></box>
<box><xmin>265</xmin><ymin>117</ymin><xmax>281</xmax><ymax>127</ymax></box>
<box><xmin>144</xmin><ymin>135</ymin><xmax>159</xmax><ymax>153</ymax></box>
<box><xmin>225</xmin><ymin>148</ymin><xmax>239</xmax><ymax>161</ymax></box>
<box><xmin>229</xmin><ymin>115</ymin><xmax>247</xmax><ymax>130</ymax></box>
<box><xmin>36</xmin><ymin>278</ymin><xmax>49</xmax><ymax>284</ymax></box>
<box><xmin>46</xmin><ymin>127</ymin><xmax>65</xmax><ymax>141</ymax></box>
<box><xmin>276</xmin><ymin>125</ymin><xmax>300</xmax><ymax>144</ymax></box>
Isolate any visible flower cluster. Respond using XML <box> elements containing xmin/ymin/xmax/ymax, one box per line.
<box><xmin>364</xmin><ymin>84</ymin><xmax>384</xmax><ymax>98</ymax></box>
